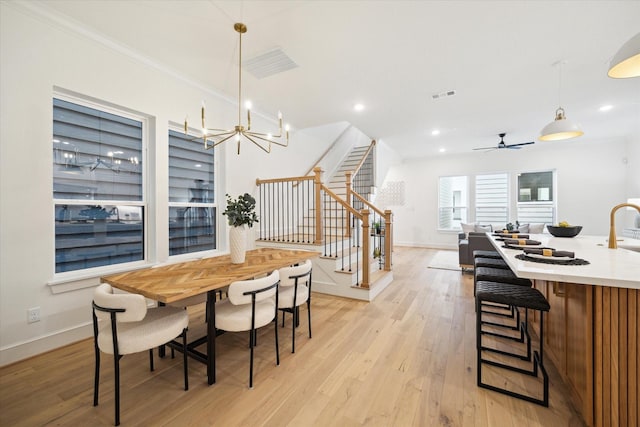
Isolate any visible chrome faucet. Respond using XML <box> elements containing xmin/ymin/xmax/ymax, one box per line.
<box><xmin>608</xmin><ymin>203</ymin><xmax>640</xmax><ymax>248</ymax></box>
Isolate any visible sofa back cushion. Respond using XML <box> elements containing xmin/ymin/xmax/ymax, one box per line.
<box><xmin>460</xmin><ymin>223</ymin><xmax>493</xmax><ymax>238</ymax></box>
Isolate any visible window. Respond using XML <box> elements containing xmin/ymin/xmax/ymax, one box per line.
<box><xmin>168</xmin><ymin>130</ymin><xmax>216</xmax><ymax>255</ymax></box>
<box><xmin>517</xmin><ymin>171</ymin><xmax>555</xmax><ymax>225</ymax></box>
<box><xmin>475</xmin><ymin>173</ymin><xmax>508</xmax><ymax>225</ymax></box>
<box><xmin>438</xmin><ymin>176</ymin><xmax>468</xmax><ymax>230</ymax></box>
<box><xmin>53</xmin><ymin>98</ymin><xmax>145</xmax><ymax>273</ymax></box>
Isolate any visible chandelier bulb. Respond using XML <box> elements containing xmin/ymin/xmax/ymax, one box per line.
<box><xmin>245</xmin><ymin>100</ymin><xmax>252</xmax><ymax>110</ymax></box>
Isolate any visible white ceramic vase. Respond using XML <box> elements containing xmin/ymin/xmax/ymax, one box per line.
<box><xmin>229</xmin><ymin>225</ymin><xmax>247</xmax><ymax>264</ymax></box>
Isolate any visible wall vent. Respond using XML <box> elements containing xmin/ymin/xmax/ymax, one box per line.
<box><xmin>243</xmin><ymin>47</ymin><xmax>298</xmax><ymax>79</ymax></box>
<box><xmin>432</xmin><ymin>90</ymin><xmax>457</xmax><ymax>100</ymax></box>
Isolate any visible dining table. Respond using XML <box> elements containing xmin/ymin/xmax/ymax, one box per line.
<box><xmin>101</xmin><ymin>247</ymin><xmax>320</xmax><ymax>385</ymax></box>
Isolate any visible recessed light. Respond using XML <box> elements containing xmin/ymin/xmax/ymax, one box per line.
<box><xmin>439</xmin><ymin>148</ymin><xmax>446</xmax><ymax>153</ymax></box>
<box><xmin>354</xmin><ymin>103</ymin><xmax>365</xmax><ymax>112</ymax></box>
<box><xmin>599</xmin><ymin>105</ymin><xmax>613</xmax><ymax>112</ymax></box>
<box><xmin>194</xmin><ymin>164</ymin><xmax>202</xmax><ymax>168</ymax></box>
<box><xmin>431</xmin><ymin>129</ymin><xmax>440</xmax><ymax>136</ymax></box>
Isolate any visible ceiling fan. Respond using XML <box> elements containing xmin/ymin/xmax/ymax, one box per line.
<box><xmin>473</xmin><ymin>133</ymin><xmax>535</xmax><ymax>151</ymax></box>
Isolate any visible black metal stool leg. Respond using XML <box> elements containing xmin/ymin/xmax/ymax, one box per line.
<box><xmin>476</xmin><ymin>281</ymin><xmax>550</xmax><ymax>407</ymax></box>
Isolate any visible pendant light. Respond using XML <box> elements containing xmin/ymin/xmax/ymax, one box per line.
<box><xmin>539</xmin><ymin>60</ymin><xmax>583</xmax><ymax>141</ymax></box>
<box><xmin>608</xmin><ymin>33</ymin><xmax>640</xmax><ymax>79</ymax></box>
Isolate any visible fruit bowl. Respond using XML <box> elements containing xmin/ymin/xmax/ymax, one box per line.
<box><xmin>546</xmin><ymin>225</ymin><xmax>583</xmax><ymax>238</ymax></box>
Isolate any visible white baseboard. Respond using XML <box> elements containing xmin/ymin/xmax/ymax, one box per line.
<box><xmin>394</xmin><ymin>242</ymin><xmax>458</xmax><ymax>251</ymax></box>
<box><xmin>0</xmin><ymin>323</ymin><xmax>92</xmax><ymax>367</ymax></box>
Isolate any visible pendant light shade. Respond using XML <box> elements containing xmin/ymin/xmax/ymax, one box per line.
<box><xmin>539</xmin><ymin>107</ymin><xmax>584</xmax><ymax>141</ymax></box>
<box><xmin>608</xmin><ymin>33</ymin><xmax>640</xmax><ymax>79</ymax></box>
<box><xmin>539</xmin><ymin>60</ymin><xmax>583</xmax><ymax>142</ymax></box>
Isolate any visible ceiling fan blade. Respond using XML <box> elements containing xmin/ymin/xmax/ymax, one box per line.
<box><xmin>506</xmin><ymin>141</ymin><xmax>535</xmax><ymax>148</ymax></box>
<box><xmin>473</xmin><ymin>146</ymin><xmax>497</xmax><ymax>151</ymax></box>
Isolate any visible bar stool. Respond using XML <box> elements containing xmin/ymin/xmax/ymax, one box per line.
<box><xmin>474</xmin><ymin>266</ymin><xmax>531</xmax><ymax>296</ymax></box>
<box><xmin>474</xmin><ymin>257</ymin><xmax>509</xmax><ymax>270</ymax></box>
<box><xmin>476</xmin><ymin>280</ymin><xmax>550</xmax><ymax>406</ymax></box>
<box><xmin>474</xmin><ymin>266</ymin><xmax>532</xmax><ymax>329</ymax></box>
<box><xmin>473</xmin><ymin>250</ymin><xmax>502</xmax><ymax>259</ymax></box>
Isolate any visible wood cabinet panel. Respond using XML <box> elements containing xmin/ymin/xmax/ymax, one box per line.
<box><xmin>565</xmin><ymin>283</ymin><xmax>590</xmax><ymax>422</ymax></box>
<box><xmin>545</xmin><ymin>281</ymin><xmax>567</xmax><ymax>373</ymax></box>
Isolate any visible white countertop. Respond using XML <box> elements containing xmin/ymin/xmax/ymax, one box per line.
<box><xmin>488</xmin><ymin>234</ymin><xmax>640</xmax><ymax>290</ymax></box>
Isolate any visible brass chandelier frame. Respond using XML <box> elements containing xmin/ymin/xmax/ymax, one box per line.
<box><xmin>185</xmin><ymin>23</ymin><xmax>289</xmax><ymax>154</ymax></box>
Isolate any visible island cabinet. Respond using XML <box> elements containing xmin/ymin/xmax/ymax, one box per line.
<box><xmin>532</xmin><ymin>279</ymin><xmax>638</xmax><ymax>427</ymax></box>
<box><xmin>532</xmin><ymin>280</ymin><xmax>591</xmax><ymax>424</ymax></box>
<box><xmin>488</xmin><ymin>234</ymin><xmax>640</xmax><ymax>427</ymax></box>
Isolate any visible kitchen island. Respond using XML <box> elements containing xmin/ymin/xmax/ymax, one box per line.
<box><xmin>489</xmin><ymin>234</ymin><xmax>639</xmax><ymax>427</ymax></box>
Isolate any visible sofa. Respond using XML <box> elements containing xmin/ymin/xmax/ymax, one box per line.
<box><xmin>458</xmin><ymin>231</ymin><xmax>497</xmax><ymax>271</ymax></box>
<box><xmin>458</xmin><ymin>222</ymin><xmax>546</xmax><ymax>271</ymax></box>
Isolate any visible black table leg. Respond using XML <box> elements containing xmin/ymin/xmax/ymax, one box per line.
<box><xmin>206</xmin><ymin>289</ymin><xmax>216</xmax><ymax>385</ymax></box>
<box><xmin>158</xmin><ymin>301</ymin><xmax>166</xmax><ymax>358</ymax></box>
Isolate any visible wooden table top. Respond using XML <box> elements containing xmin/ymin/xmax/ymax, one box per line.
<box><xmin>101</xmin><ymin>247</ymin><xmax>320</xmax><ymax>303</ymax></box>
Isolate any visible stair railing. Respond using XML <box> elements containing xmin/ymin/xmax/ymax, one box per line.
<box><xmin>350</xmin><ymin>140</ymin><xmax>376</xmax><ymax>204</ymax></box>
<box><xmin>320</xmin><ymin>185</ymin><xmax>370</xmax><ymax>288</ymax></box>
<box><xmin>255</xmin><ymin>171</ymin><xmax>318</xmax><ymax>244</ymax></box>
<box><xmin>349</xmin><ymin>189</ymin><xmax>392</xmax><ymax>272</ymax></box>
<box><xmin>256</xmin><ymin>166</ymin><xmax>375</xmax><ymax>288</ymax></box>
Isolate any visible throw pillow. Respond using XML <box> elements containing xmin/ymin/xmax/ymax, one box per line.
<box><xmin>529</xmin><ymin>223</ymin><xmax>545</xmax><ymax>234</ymax></box>
<box><xmin>518</xmin><ymin>223</ymin><xmax>530</xmax><ymax>233</ymax></box>
<box><xmin>461</xmin><ymin>223</ymin><xmax>475</xmax><ymax>238</ymax></box>
<box><xmin>474</xmin><ymin>224</ymin><xmax>492</xmax><ymax>233</ymax></box>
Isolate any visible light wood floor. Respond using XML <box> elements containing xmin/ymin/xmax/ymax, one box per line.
<box><xmin>0</xmin><ymin>247</ymin><xmax>586</xmax><ymax>426</ymax></box>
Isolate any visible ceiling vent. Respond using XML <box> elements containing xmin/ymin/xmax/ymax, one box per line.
<box><xmin>432</xmin><ymin>90</ymin><xmax>456</xmax><ymax>100</ymax></box>
<box><xmin>243</xmin><ymin>47</ymin><xmax>298</xmax><ymax>79</ymax></box>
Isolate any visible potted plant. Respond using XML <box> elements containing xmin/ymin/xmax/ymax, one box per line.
<box><xmin>505</xmin><ymin>221</ymin><xmax>520</xmax><ymax>232</ymax></box>
<box><xmin>222</xmin><ymin>193</ymin><xmax>258</xmax><ymax>263</ymax></box>
<box><xmin>372</xmin><ymin>220</ymin><xmax>382</xmax><ymax>235</ymax></box>
<box><xmin>373</xmin><ymin>247</ymin><xmax>381</xmax><ymax>259</ymax></box>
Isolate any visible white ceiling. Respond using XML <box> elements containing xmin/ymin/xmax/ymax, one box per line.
<box><xmin>37</xmin><ymin>0</ymin><xmax>640</xmax><ymax>159</ymax></box>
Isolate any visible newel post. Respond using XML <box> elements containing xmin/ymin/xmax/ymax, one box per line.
<box><xmin>361</xmin><ymin>209</ymin><xmax>370</xmax><ymax>289</ymax></box>
<box><xmin>313</xmin><ymin>167</ymin><xmax>323</xmax><ymax>244</ymax></box>
<box><xmin>383</xmin><ymin>210</ymin><xmax>393</xmax><ymax>271</ymax></box>
<box><xmin>345</xmin><ymin>171</ymin><xmax>353</xmax><ymax>238</ymax></box>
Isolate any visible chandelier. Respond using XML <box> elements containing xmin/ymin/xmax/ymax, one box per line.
<box><xmin>184</xmin><ymin>23</ymin><xmax>289</xmax><ymax>154</ymax></box>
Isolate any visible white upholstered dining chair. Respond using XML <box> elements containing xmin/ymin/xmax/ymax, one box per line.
<box><xmin>92</xmin><ymin>283</ymin><xmax>189</xmax><ymax>426</ymax></box>
<box><xmin>214</xmin><ymin>270</ymin><xmax>280</xmax><ymax>388</ymax></box>
<box><xmin>277</xmin><ymin>259</ymin><xmax>313</xmax><ymax>353</ymax></box>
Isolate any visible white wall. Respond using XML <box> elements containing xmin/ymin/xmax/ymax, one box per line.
<box><xmin>375</xmin><ymin>138</ymin><xmax>401</xmax><ymax>193</ymax></box>
<box><xmin>385</xmin><ymin>138</ymin><xmax>634</xmax><ymax>249</ymax></box>
<box><xmin>0</xmin><ymin>3</ymin><xmax>328</xmax><ymax>365</ymax></box>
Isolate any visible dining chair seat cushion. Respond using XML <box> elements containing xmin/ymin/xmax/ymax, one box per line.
<box><xmin>278</xmin><ymin>284</ymin><xmax>309</xmax><ymax>309</ymax></box>
<box><xmin>97</xmin><ymin>306</ymin><xmax>189</xmax><ymax>355</ymax></box>
<box><xmin>215</xmin><ymin>297</ymin><xmax>276</xmax><ymax>332</ymax></box>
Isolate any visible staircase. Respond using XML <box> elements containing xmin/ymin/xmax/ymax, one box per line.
<box><xmin>326</xmin><ymin>145</ymin><xmax>372</xmax><ymax>200</ymax></box>
<box><xmin>255</xmin><ymin>142</ymin><xmax>393</xmax><ymax>301</ymax></box>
